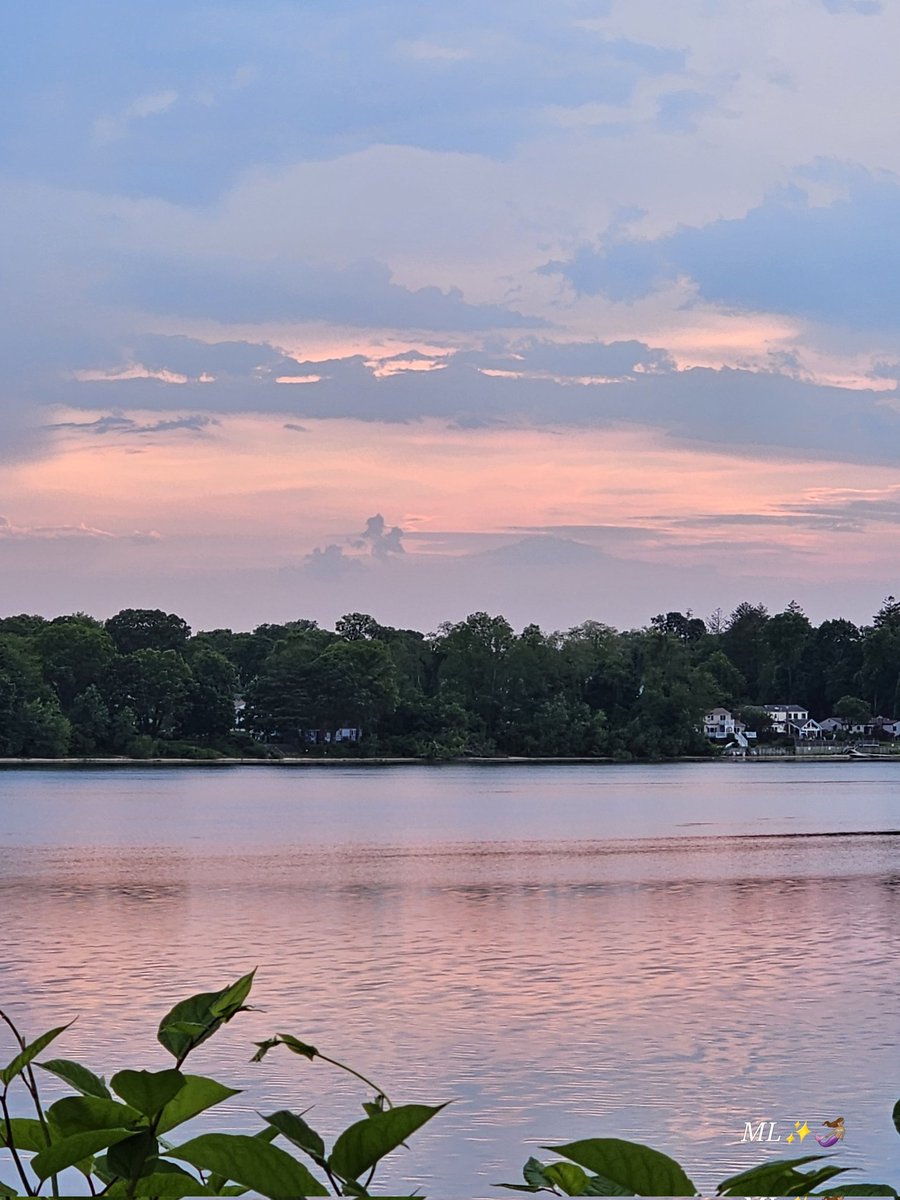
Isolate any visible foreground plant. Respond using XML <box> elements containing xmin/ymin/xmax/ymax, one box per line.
<box><xmin>0</xmin><ymin>971</ymin><xmax>444</xmax><ymax>1198</ymax></box>
<box><xmin>498</xmin><ymin>1101</ymin><xmax>900</xmax><ymax>1197</ymax></box>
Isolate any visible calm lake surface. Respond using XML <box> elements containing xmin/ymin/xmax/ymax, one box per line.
<box><xmin>1</xmin><ymin>762</ymin><xmax>897</xmax><ymax>1197</ymax></box>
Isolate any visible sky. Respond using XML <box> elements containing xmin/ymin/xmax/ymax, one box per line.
<box><xmin>3</xmin><ymin>0</ymin><xmax>900</xmax><ymax>634</ymax></box>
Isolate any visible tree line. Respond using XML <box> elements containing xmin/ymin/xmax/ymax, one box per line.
<box><xmin>1</xmin><ymin>597</ymin><xmax>899</xmax><ymax>759</ymax></box>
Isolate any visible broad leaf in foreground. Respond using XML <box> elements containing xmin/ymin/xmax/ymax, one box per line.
<box><xmin>169</xmin><ymin>1132</ymin><xmax>329</xmax><ymax>1198</ymax></box>
<box><xmin>716</xmin><ymin>1152</ymin><xmax>825</xmax><ymax>1195</ymax></box>
<box><xmin>546</xmin><ymin>1138</ymin><xmax>696</xmax><ymax>1196</ymax></box>
<box><xmin>158</xmin><ymin>971</ymin><xmax>255</xmax><ymax>1062</ymax></box>
<box><xmin>262</xmin><ymin>1109</ymin><xmax>326</xmax><ymax>1163</ymax></box>
<box><xmin>47</xmin><ymin>1094</ymin><xmax>142</xmax><ymax>1139</ymax></box>
<box><xmin>329</xmin><ymin>1102</ymin><xmax>448</xmax><ymax>1183</ymax></box>
<box><xmin>0</xmin><ymin>1023</ymin><xmax>72</xmax><ymax>1086</ymax></box>
<box><xmin>157</xmin><ymin>1074</ymin><xmax>241</xmax><ymax>1135</ymax></box>
<box><xmin>31</xmin><ymin>1128</ymin><xmax>135</xmax><ymax>1179</ymax></box>
<box><xmin>111</xmin><ymin>1068</ymin><xmax>186</xmax><ymax>1117</ymax></box>
<box><xmin>38</xmin><ymin>1057</ymin><xmax>110</xmax><ymax>1099</ymax></box>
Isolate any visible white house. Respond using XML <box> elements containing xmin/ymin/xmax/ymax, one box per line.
<box><xmin>702</xmin><ymin>707</ymin><xmax>756</xmax><ymax>741</ymax></box>
<box><xmin>793</xmin><ymin>717</ymin><xmax>823</xmax><ymax>740</ymax></box>
<box><xmin>762</xmin><ymin>703</ymin><xmax>809</xmax><ymax>733</ymax></box>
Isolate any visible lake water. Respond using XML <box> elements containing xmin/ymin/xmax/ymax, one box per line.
<box><xmin>0</xmin><ymin>762</ymin><xmax>897</xmax><ymax>1197</ymax></box>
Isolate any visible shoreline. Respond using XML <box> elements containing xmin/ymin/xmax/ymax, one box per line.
<box><xmin>0</xmin><ymin>752</ymin><xmax>897</xmax><ymax>767</ymax></box>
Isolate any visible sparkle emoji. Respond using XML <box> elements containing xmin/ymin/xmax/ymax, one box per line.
<box><xmin>787</xmin><ymin>1121</ymin><xmax>811</xmax><ymax>1144</ymax></box>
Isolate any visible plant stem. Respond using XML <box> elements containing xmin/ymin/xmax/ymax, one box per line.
<box><xmin>0</xmin><ymin>1089</ymin><xmax>36</xmax><ymax>1196</ymax></box>
<box><xmin>21</xmin><ymin>1064</ymin><xmax>57</xmax><ymax>1198</ymax></box>
<box><xmin>314</xmin><ymin>1054</ymin><xmax>393</xmax><ymax>1110</ymax></box>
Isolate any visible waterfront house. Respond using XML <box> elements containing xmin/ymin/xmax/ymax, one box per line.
<box><xmin>702</xmin><ymin>707</ymin><xmax>756</xmax><ymax>742</ymax></box>
<box><xmin>793</xmin><ymin>717</ymin><xmax>823</xmax><ymax>740</ymax></box>
<box><xmin>761</xmin><ymin>703</ymin><xmax>809</xmax><ymax>733</ymax></box>
<box><xmin>818</xmin><ymin>717</ymin><xmax>845</xmax><ymax>736</ymax></box>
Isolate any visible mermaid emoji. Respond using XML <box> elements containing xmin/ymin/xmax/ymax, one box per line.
<box><xmin>816</xmin><ymin>1117</ymin><xmax>846</xmax><ymax>1148</ymax></box>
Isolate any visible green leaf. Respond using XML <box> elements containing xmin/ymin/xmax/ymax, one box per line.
<box><xmin>495</xmin><ymin>1188</ymin><xmax>543</xmax><ymax>1194</ymax></box>
<box><xmin>38</xmin><ymin>1057</ymin><xmax>111</xmax><ymax>1099</ymax></box>
<box><xmin>523</xmin><ymin>1157</ymin><xmax>554</xmax><ymax>1188</ymax></box>
<box><xmin>31</xmin><ymin>1128</ymin><xmax>135</xmax><ymax>1179</ymax></box>
<box><xmin>339</xmin><ymin>1184</ymin><xmax>370</xmax><ymax>1198</ymax></box>
<box><xmin>0</xmin><ymin>1117</ymin><xmax>49</xmax><ymax>1153</ymax></box>
<box><xmin>276</xmin><ymin>1033</ymin><xmax>318</xmax><ymax>1059</ymax></box>
<box><xmin>206</xmin><ymin>1126</ymin><xmax>276</xmax><ymax>1195</ymax></box>
<box><xmin>0</xmin><ymin>1181</ymin><xmax>19</xmax><ymax>1197</ymax></box>
<box><xmin>817</xmin><ymin>1187</ymin><xmax>898</xmax><ymax>1196</ymax></box>
<box><xmin>47</xmin><ymin>1094</ymin><xmax>142</xmax><ymax>1139</ymax></box>
<box><xmin>250</xmin><ymin>1038</ymin><xmax>281</xmax><ymax>1063</ymax></box>
<box><xmin>545</xmin><ymin>1161</ymin><xmax>590</xmax><ymax>1195</ymax></box>
<box><xmin>111</xmin><ymin>1068</ymin><xmax>186</xmax><ymax>1117</ymax></box>
<box><xmin>579</xmin><ymin>1176</ymin><xmax>634</xmax><ymax>1197</ymax></box>
<box><xmin>157</xmin><ymin>1074</ymin><xmax>241</xmax><ymax>1136</ymax></box>
<box><xmin>105</xmin><ymin>1166</ymin><xmax>211</xmax><ymax>1198</ymax></box>
<box><xmin>251</xmin><ymin>1033</ymin><xmax>319</xmax><ymax>1063</ymax></box>
<box><xmin>107</xmin><ymin>1128</ymin><xmax>160</xmax><ymax>1181</ymax></box>
<box><xmin>329</xmin><ymin>1103</ymin><xmax>448</xmax><ymax>1183</ymax></box>
<box><xmin>208</xmin><ymin>971</ymin><xmax>256</xmax><ymax>1018</ymax></box>
<box><xmin>168</xmin><ymin>1132</ymin><xmax>329</xmax><ymax>1198</ymax></box>
<box><xmin>158</xmin><ymin>972</ymin><xmax>255</xmax><ymax>1062</ymax></box>
<box><xmin>262</xmin><ymin>1110</ymin><xmax>326</xmax><ymax>1163</ymax></box>
<box><xmin>785</xmin><ymin>1164</ymin><xmax>850</xmax><ymax>1193</ymax></box>
<box><xmin>893</xmin><ymin>1098</ymin><xmax>900</xmax><ymax>1138</ymax></box>
<box><xmin>0</xmin><ymin>1023</ymin><xmax>72</xmax><ymax>1086</ymax></box>
<box><xmin>716</xmin><ymin>1153</ymin><xmax>826</xmax><ymax>1195</ymax></box>
<box><xmin>546</xmin><ymin>1139</ymin><xmax>696</xmax><ymax>1197</ymax></box>
<box><xmin>92</xmin><ymin>1153</ymin><xmax>116</xmax><ymax>1185</ymax></box>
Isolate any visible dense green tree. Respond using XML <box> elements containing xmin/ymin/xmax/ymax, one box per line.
<box><xmin>0</xmin><ymin>634</ymin><xmax>52</xmax><ymax>754</ymax></box>
<box><xmin>190</xmin><ymin>629</ymin><xmax>260</xmax><ymax>688</ymax></box>
<box><xmin>36</xmin><ymin>616</ymin><xmax>115</xmax><ymax>709</ymax></box>
<box><xmin>806</xmin><ymin>618</ymin><xmax>863</xmax><ymax>715</ymax></box>
<box><xmin>0</xmin><ymin>674</ymin><xmax>25</xmax><ymax>755</ymax></box>
<box><xmin>650</xmin><ymin>611</ymin><xmax>707</xmax><ymax>641</ymax></box>
<box><xmin>371</xmin><ymin>696</ymin><xmax>470</xmax><ymax>759</ymax></box>
<box><xmin>107</xmin><ymin>649</ymin><xmax>194</xmax><ymax>737</ymax></box>
<box><xmin>19</xmin><ymin>698</ymin><xmax>71</xmax><ymax>757</ymax></box>
<box><xmin>760</xmin><ymin>602</ymin><xmax>813</xmax><ymax>701</ymax></box>
<box><xmin>562</xmin><ymin>622</ymin><xmax>638</xmax><ymax>720</ymax></box>
<box><xmin>857</xmin><ymin>596</ymin><xmax>900</xmax><ymax>715</ymax></box>
<box><xmin>721</xmin><ymin>602</ymin><xmax>769</xmax><ymax>701</ymax></box>
<box><xmin>335</xmin><ymin>612</ymin><xmax>382</xmax><ymax>641</ymax></box>
<box><xmin>738</xmin><ymin>706</ymin><xmax>774</xmax><ymax>738</ymax></box>
<box><xmin>0</xmin><ymin>614</ymin><xmax>47</xmax><ymax>637</ymax></box>
<box><xmin>833</xmin><ymin>695</ymin><xmax>871</xmax><ymax>725</ymax></box>
<box><xmin>434</xmin><ymin>613</ymin><xmax>515</xmax><ymax>741</ymax></box>
<box><xmin>696</xmin><ymin>648</ymin><xmax>746</xmax><ymax>708</ymax></box>
<box><xmin>303</xmin><ymin>640</ymin><xmax>398</xmax><ymax>738</ymax></box>
<box><xmin>0</xmin><ymin>633</ymin><xmax>45</xmax><ymax>698</ymax></box>
<box><xmin>860</xmin><ymin>626</ymin><xmax>900</xmax><ymax>716</ymax></box>
<box><xmin>68</xmin><ymin>685</ymin><xmax>111</xmax><ymax>754</ymax></box>
<box><xmin>180</xmin><ymin>647</ymin><xmax>239</xmax><ymax>741</ymax></box>
<box><xmin>243</xmin><ymin>642</ymin><xmax>314</xmax><ymax>740</ymax></box>
<box><xmin>245</xmin><ymin>636</ymin><xmax>396</xmax><ymax>743</ymax></box>
<box><xmin>105</xmin><ymin>608</ymin><xmax>191</xmax><ymax>655</ymax></box>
